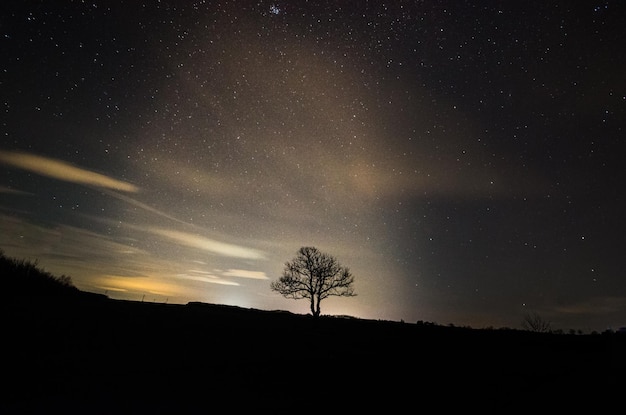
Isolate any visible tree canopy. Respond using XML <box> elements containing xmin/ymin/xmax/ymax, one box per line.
<box><xmin>521</xmin><ymin>312</ymin><xmax>552</xmax><ymax>333</ymax></box>
<box><xmin>270</xmin><ymin>246</ymin><xmax>356</xmax><ymax>317</ymax></box>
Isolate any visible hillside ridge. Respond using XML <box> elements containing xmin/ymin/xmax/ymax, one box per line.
<box><xmin>3</xmin><ymin>251</ymin><xmax>625</xmax><ymax>413</ymax></box>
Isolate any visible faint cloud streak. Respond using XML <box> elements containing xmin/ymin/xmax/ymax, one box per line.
<box><xmin>102</xmin><ymin>189</ymin><xmax>189</xmax><ymax>224</ymax></box>
<box><xmin>147</xmin><ymin>228</ymin><xmax>265</xmax><ymax>259</ymax></box>
<box><xmin>0</xmin><ymin>185</ymin><xmax>33</xmax><ymax>196</ymax></box>
<box><xmin>176</xmin><ymin>272</ymin><xmax>241</xmax><ymax>286</ymax></box>
<box><xmin>95</xmin><ymin>275</ymin><xmax>187</xmax><ymax>296</ymax></box>
<box><xmin>222</xmin><ymin>269</ymin><xmax>269</xmax><ymax>280</ymax></box>
<box><xmin>553</xmin><ymin>296</ymin><xmax>626</xmax><ymax>315</ymax></box>
<box><xmin>0</xmin><ymin>150</ymin><xmax>138</xmax><ymax>192</ymax></box>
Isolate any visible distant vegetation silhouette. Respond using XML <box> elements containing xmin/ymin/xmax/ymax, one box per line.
<box><xmin>521</xmin><ymin>312</ymin><xmax>552</xmax><ymax>333</ymax></box>
<box><xmin>1</xmin><ymin>250</ymin><xmax>78</xmax><ymax>298</ymax></box>
<box><xmin>2</xmin><ymin>250</ymin><xmax>625</xmax><ymax>413</ymax></box>
<box><xmin>270</xmin><ymin>246</ymin><xmax>356</xmax><ymax>317</ymax></box>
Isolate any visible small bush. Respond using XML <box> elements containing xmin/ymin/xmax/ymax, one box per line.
<box><xmin>0</xmin><ymin>249</ymin><xmax>78</xmax><ymax>298</ymax></box>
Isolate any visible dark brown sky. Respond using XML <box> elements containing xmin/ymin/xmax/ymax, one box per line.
<box><xmin>1</xmin><ymin>0</ymin><xmax>625</xmax><ymax>332</ymax></box>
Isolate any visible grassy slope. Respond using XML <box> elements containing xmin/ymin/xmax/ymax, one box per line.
<box><xmin>2</xmin><ymin>253</ymin><xmax>625</xmax><ymax>413</ymax></box>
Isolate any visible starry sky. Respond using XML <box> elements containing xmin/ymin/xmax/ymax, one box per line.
<box><xmin>1</xmin><ymin>1</ymin><xmax>625</xmax><ymax>332</ymax></box>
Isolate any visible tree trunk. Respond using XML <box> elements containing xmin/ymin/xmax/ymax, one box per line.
<box><xmin>313</xmin><ymin>295</ymin><xmax>321</xmax><ymax>317</ymax></box>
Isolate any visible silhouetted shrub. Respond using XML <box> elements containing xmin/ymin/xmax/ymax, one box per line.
<box><xmin>521</xmin><ymin>312</ymin><xmax>552</xmax><ymax>333</ymax></box>
<box><xmin>0</xmin><ymin>250</ymin><xmax>78</xmax><ymax>298</ymax></box>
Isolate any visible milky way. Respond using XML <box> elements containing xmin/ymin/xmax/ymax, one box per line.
<box><xmin>1</xmin><ymin>1</ymin><xmax>625</xmax><ymax>332</ymax></box>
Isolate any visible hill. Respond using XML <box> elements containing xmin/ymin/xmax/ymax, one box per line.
<box><xmin>2</xmin><ymin>252</ymin><xmax>625</xmax><ymax>413</ymax></box>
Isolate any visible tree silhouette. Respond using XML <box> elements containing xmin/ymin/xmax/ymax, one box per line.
<box><xmin>270</xmin><ymin>246</ymin><xmax>356</xmax><ymax>317</ymax></box>
<box><xmin>521</xmin><ymin>312</ymin><xmax>551</xmax><ymax>333</ymax></box>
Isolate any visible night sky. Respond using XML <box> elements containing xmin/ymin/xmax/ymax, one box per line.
<box><xmin>1</xmin><ymin>1</ymin><xmax>625</xmax><ymax>332</ymax></box>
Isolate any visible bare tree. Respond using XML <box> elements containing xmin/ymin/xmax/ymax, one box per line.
<box><xmin>270</xmin><ymin>246</ymin><xmax>356</xmax><ymax>317</ymax></box>
<box><xmin>521</xmin><ymin>312</ymin><xmax>551</xmax><ymax>333</ymax></box>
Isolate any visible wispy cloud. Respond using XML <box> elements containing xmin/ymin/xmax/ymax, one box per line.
<box><xmin>176</xmin><ymin>271</ymin><xmax>241</xmax><ymax>286</ymax></box>
<box><xmin>222</xmin><ymin>269</ymin><xmax>269</xmax><ymax>280</ymax></box>
<box><xmin>553</xmin><ymin>296</ymin><xmax>626</xmax><ymax>315</ymax></box>
<box><xmin>0</xmin><ymin>150</ymin><xmax>138</xmax><ymax>192</ymax></box>
<box><xmin>94</xmin><ymin>274</ymin><xmax>189</xmax><ymax>296</ymax></box>
<box><xmin>0</xmin><ymin>185</ymin><xmax>33</xmax><ymax>196</ymax></box>
<box><xmin>147</xmin><ymin>228</ymin><xmax>265</xmax><ymax>259</ymax></box>
<box><xmin>102</xmin><ymin>189</ymin><xmax>189</xmax><ymax>224</ymax></box>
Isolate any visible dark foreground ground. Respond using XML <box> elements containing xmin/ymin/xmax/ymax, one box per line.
<box><xmin>3</xmin><ymin>293</ymin><xmax>625</xmax><ymax>414</ymax></box>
